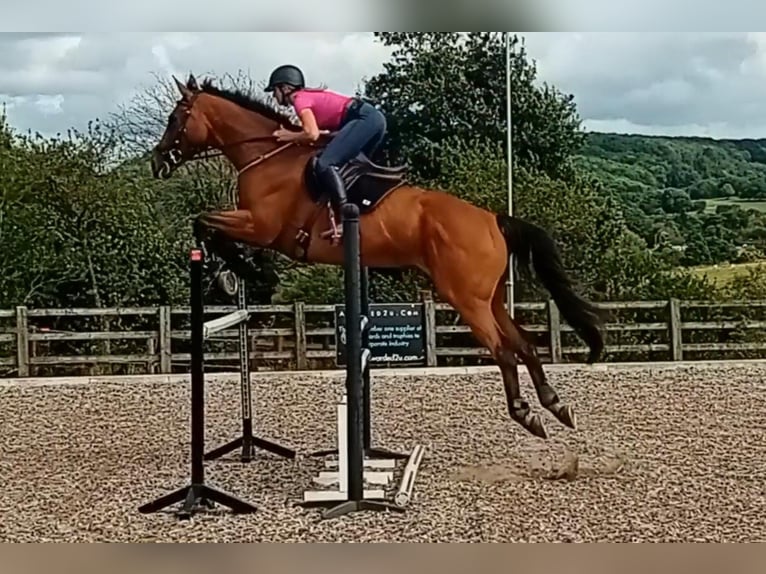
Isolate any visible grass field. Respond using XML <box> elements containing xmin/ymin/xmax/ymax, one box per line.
<box><xmin>688</xmin><ymin>261</ymin><xmax>766</xmax><ymax>286</ymax></box>
<box><xmin>704</xmin><ymin>197</ymin><xmax>766</xmax><ymax>213</ymax></box>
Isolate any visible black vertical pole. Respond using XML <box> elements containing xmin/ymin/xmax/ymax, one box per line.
<box><xmin>343</xmin><ymin>205</ymin><xmax>364</xmax><ymax>504</ymax></box>
<box><xmin>318</xmin><ymin>204</ymin><xmax>404</xmax><ymax>520</ymax></box>
<box><xmin>138</xmin><ymin>247</ymin><xmax>258</xmax><ymax>518</ymax></box>
<box><xmin>189</xmin><ymin>248</ymin><xmax>205</xmax><ymax>486</ymax></box>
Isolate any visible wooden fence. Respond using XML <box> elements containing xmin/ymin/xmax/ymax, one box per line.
<box><xmin>1</xmin><ymin>298</ymin><xmax>766</xmax><ymax>378</ymax></box>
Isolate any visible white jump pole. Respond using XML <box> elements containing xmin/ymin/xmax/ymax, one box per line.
<box><xmin>202</xmin><ymin>309</ymin><xmax>250</xmax><ymax>339</ymax></box>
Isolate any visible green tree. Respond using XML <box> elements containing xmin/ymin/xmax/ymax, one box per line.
<box><xmin>363</xmin><ymin>32</ymin><xmax>584</xmax><ymax>183</ymax></box>
<box><xmin>719</xmin><ymin>182</ymin><xmax>736</xmax><ymax>197</ymax></box>
<box><xmin>661</xmin><ymin>188</ymin><xmax>693</xmax><ymax>214</ymax></box>
<box><xmin>0</xmin><ymin>115</ymin><xmax>190</xmax><ymax>309</ymax></box>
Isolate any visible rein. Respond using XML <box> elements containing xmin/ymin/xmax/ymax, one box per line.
<box><xmin>236</xmin><ymin>141</ymin><xmax>295</xmax><ymax>175</ymax></box>
<box><xmin>179</xmin><ymin>134</ymin><xmax>296</xmax><ymax>176</ymax></box>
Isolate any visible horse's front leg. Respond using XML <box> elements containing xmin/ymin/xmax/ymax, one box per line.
<box><xmin>193</xmin><ymin>210</ymin><xmax>266</xmax><ymax>291</ymax></box>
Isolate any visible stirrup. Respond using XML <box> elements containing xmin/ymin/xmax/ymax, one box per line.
<box><xmin>319</xmin><ymin>225</ymin><xmax>343</xmax><ymax>246</ymax></box>
<box><xmin>319</xmin><ymin>201</ymin><xmax>344</xmax><ymax>246</ymax></box>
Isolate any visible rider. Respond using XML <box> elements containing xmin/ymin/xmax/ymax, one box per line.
<box><xmin>265</xmin><ymin>64</ymin><xmax>387</xmax><ymax>239</ymax></box>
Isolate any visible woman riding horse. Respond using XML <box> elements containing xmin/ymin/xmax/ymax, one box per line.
<box><xmin>148</xmin><ymin>72</ymin><xmax>605</xmax><ymax>441</ymax></box>
<box><xmin>265</xmin><ymin>64</ymin><xmax>388</xmax><ymax>243</ymax></box>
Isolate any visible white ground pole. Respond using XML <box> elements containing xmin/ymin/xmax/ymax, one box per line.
<box><xmin>394</xmin><ymin>443</ymin><xmax>426</xmax><ymax>508</ymax></box>
<box><xmin>505</xmin><ymin>31</ymin><xmax>515</xmax><ymax>319</ymax></box>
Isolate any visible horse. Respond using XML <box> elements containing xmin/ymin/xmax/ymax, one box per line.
<box><xmin>149</xmin><ymin>73</ymin><xmax>607</xmax><ymax>440</ymax></box>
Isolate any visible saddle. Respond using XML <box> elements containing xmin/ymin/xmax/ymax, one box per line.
<box><xmin>304</xmin><ymin>152</ymin><xmax>409</xmax><ymax>214</ymax></box>
<box><xmin>294</xmin><ymin>151</ymin><xmax>409</xmax><ymax>251</ymax></box>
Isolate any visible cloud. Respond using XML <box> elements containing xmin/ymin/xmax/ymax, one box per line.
<box><xmin>3</xmin><ymin>31</ymin><xmax>766</xmax><ymax>140</ymax></box>
<box><xmin>0</xmin><ymin>32</ymin><xmax>393</xmax><ymax>136</ymax></box>
<box><xmin>523</xmin><ymin>32</ymin><xmax>766</xmax><ymax>138</ymax></box>
<box><xmin>33</xmin><ymin>95</ymin><xmax>64</xmax><ymax>115</ymax></box>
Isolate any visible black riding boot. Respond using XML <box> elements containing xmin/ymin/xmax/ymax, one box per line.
<box><xmin>319</xmin><ymin>165</ymin><xmax>348</xmax><ymax>211</ymax></box>
<box><xmin>318</xmin><ymin>166</ymin><xmax>349</xmax><ymax>244</ymax></box>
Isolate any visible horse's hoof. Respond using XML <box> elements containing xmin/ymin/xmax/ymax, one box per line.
<box><xmin>511</xmin><ymin>409</ymin><xmax>548</xmax><ymax>440</ymax></box>
<box><xmin>551</xmin><ymin>404</ymin><xmax>577</xmax><ymax>430</ymax></box>
<box><xmin>526</xmin><ymin>414</ymin><xmax>549</xmax><ymax>439</ymax></box>
<box><xmin>217</xmin><ymin>270</ymin><xmax>239</xmax><ymax>296</ymax></box>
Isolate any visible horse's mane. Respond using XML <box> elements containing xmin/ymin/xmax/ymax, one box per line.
<box><xmin>197</xmin><ymin>77</ymin><xmax>302</xmax><ymax>131</ymax></box>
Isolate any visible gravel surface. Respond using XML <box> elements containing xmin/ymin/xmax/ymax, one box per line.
<box><xmin>1</xmin><ymin>363</ymin><xmax>765</xmax><ymax>542</ymax></box>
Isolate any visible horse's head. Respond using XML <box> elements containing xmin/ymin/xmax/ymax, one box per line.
<box><xmin>150</xmin><ymin>73</ymin><xmax>211</xmax><ymax>179</ymax></box>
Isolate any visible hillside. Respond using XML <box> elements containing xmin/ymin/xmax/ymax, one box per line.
<box><xmin>576</xmin><ymin>132</ymin><xmax>766</xmax><ymax>267</ymax></box>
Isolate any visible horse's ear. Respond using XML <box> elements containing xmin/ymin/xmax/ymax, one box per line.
<box><xmin>173</xmin><ymin>75</ymin><xmax>193</xmax><ymax>100</ymax></box>
<box><xmin>187</xmin><ymin>73</ymin><xmax>199</xmax><ymax>91</ymax></box>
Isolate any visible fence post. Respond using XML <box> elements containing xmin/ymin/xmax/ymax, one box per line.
<box><xmin>668</xmin><ymin>298</ymin><xmax>683</xmax><ymax>361</ymax></box>
<box><xmin>547</xmin><ymin>299</ymin><xmax>562</xmax><ymax>363</ymax></box>
<box><xmin>294</xmin><ymin>301</ymin><xmax>307</xmax><ymax>370</ymax></box>
<box><xmin>158</xmin><ymin>305</ymin><xmax>172</xmax><ymax>373</ymax></box>
<box><xmin>421</xmin><ymin>291</ymin><xmax>437</xmax><ymax>367</ymax></box>
<box><xmin>147</xmin><ymin>336</ymin><xmax>157</xmax><ymax>374</ymax></box>
<box><xmin>15</xmin><ymin>306</ymin><xmax>29</xmax><ymax>377</ymax></box>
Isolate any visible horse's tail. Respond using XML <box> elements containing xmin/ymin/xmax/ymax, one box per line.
<box><xmin>496</xmin><ymin>214</ymin><xmax>606</xmax><ymax>364</ymax></box>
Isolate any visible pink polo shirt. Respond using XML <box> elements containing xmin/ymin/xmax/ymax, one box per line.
<box><xmin>292</xmin><ymin>89</ymin><xmax>352</xmax><ymax>131</ymax></box>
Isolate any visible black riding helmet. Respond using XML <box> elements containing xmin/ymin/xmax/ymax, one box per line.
<box><xmin>265</xmin><ymin>65</ymin><xmax>305</xmax><ymax>92</ymax></box>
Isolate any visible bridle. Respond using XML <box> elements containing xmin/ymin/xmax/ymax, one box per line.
<box><xmin>159</xmin><ymin>92</ymin><xmax>297</xmax><ymax>178</ymax></box>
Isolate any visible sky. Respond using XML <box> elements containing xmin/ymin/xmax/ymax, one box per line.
<box><xmin>3</xmin><ymin>31</ymin><xmax>766</xmax><ymax>140</ymax></box>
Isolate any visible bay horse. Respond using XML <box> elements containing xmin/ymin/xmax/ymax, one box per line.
<box><xmin>150</xmin><ymin>73</ymin><xmax>606</xmax><ymax>440</ymax></box>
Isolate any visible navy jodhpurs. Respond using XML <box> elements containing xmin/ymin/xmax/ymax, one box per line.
<box><xmin>314</xmin><ymin>99</ymin><xmax>387</xmax><ymax>173</ymax></box>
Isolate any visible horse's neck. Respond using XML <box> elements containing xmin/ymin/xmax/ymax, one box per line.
<box><xmin>203</xmin><ymin>101</ymin><xmax>276</xmax><ymax>170</ymax></box>
<box><xmin>202</xmin><ymin>98</ymin><xmax>321</xmax><ymax>233</ymax></box>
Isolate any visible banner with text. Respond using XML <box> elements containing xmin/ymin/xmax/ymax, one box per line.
<box><xmin>335</xmin><ymin>303</ymin><xmax>426</xmax><ymax>367</ymax></box>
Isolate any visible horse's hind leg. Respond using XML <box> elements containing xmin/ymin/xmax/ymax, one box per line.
<box><xmin>457</xmin><ymin>301</ymin><xmax>548</xmax><ymax>439</ymax></box>
<box><xmin>491</xmin><ymin>288</ymin><xmax>576</xmax><ymax>430</ymax></box>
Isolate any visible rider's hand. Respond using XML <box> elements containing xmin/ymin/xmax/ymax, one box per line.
<box><xmin>273</xmin><ymin>128</ymin><xmax>294</xmax><ymax>142</ymax></box>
